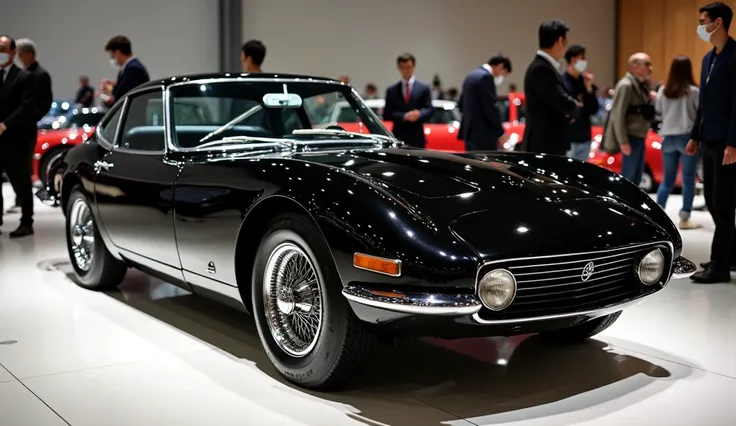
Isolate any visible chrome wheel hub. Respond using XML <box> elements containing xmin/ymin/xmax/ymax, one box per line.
<box><xmin>69</xmin><ymin>198</ymin><xmax>95</xmax><ymax>272</ymax></box>
<box><xmin>263</xmin><ymin>243</ymin><xmax>323</xmax><ymax>358</ymax></box>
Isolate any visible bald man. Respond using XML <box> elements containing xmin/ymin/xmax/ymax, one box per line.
<box><xmin>603</xmin><ymin>52</ymin><xmax>656</xmax><ymax>187</ymax></box>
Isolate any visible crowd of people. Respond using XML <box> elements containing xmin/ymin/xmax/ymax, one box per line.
<box><xmin>0</xmin><ymin>2</ymin><xmax>733</xmax><ymax>285</ymax></box>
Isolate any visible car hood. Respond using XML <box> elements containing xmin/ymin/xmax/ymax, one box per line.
<box><xmin>295</xmin><ymin>147</ymin><xmax>668</xmax><ymax>255</ymax></box>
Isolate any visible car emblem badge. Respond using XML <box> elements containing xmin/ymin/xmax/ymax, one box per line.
<box><xmin>581</xmin><ymin>261</ymin><xmax>595</xmax><ymax>282</ymax></box>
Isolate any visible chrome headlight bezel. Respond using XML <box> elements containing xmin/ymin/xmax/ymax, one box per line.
<box><xmin>637</xmin><ymin>248</ymin><xmax>665</xmax><ymax>285</ymax></box>
<box><xmin>478</xmin><ymin>268</ymin><xmax>517</xmax><ymax>311</ymax></box>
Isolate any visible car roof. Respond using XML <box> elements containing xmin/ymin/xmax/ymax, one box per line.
<box><xmin>361</xmin><ymin>99</ymin><xmax>457</xmax><ymax>109</ymax></box>
<box><xmin>138</xmin><ymin>72</ymin><xmax>342</xmax><ymax>90</ymax></box>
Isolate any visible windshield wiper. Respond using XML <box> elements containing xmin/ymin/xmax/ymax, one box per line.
<box><xmin>291</xmin><ymin>128</ymin><xmax>396</xmax><ymax>143</ymax></box>
<box><xmin>196</xmin><ymin>136</ymin><xmax>292</xmax><ymax>150</ymax></box>
<box><xmin>199</xmin><ymin>105</ymin><xmax>263</xmax><ymax>144</ymax></box>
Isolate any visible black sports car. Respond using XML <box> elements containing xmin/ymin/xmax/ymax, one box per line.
<box><xmin>39</xmin><ymin>73</ymin><xmax>696</xmax><ymax>390</ymax></box>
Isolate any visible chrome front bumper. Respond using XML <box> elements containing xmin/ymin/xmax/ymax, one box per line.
<box><xmin>342</xmin><ymin>255</ymin><xmax>697</xmax><ymax>319</ymax></box>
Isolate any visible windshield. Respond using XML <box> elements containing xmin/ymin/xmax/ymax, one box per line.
<box><xmin>168</xmin><ymin>81</ymin><xmax>391</xmax><ymax>149</ymax></box>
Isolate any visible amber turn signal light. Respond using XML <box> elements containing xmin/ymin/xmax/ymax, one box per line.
<box><xmin>353</xmin><ymin>253</ymin><xmax>402</xmax><ymax>277</ymax></box>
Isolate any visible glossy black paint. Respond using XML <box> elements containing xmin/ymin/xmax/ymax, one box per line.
<box><xmin>44</xmin><ymin>73</ymin><xmax>684</xmax><ymax>338</ymax></box>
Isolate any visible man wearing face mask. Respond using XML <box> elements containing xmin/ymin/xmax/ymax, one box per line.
<box><xmin>99</xmin><ymin>35</ymin><xmax>149</xmax><ymax>107</ymax></box>
<box><xmin>0</xmin><ymin>35</ymin><xmax>35</xmax><ymax>238</ymax></box>
<box><xmin>457</xmin><ymin>53</ymin><xmax>512</xmax><ymax>151</ymax></box>
<box><xmin>602</xmin><ymin>52</ymin><xmax>656</xmax><ymax>186</ymax></box>
<box><xmin>562</xmin><ymin>44</ymin><xmax>599</xmax><ymax>161</ymax></box>
<box><xmin>686</xmin><ymin>2</ymin><xmax>736</xmax><ymax>283</ymax></box>
<box><xmin>519</xmin><ymin>20</ymin><xmax>580</xmax><ymax>155</ymax></box>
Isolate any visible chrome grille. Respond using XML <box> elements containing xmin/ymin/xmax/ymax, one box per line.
<box><xmin>476</xmin><ymin>242</ymin><xmax>672</xmax><ymax>320</ymax></box>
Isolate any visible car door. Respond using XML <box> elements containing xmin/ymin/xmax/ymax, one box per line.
<box><xmin>93</xmin><ymin>87</ymin><xmax>183</xmax><ymax>275</ymax></box>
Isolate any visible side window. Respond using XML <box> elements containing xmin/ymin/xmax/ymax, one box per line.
<box><xmin>118</xmin><ymin>91</ymin><xmax>165</xmax><ymax>152</ymax></box>
<box><xmin>100</xmin><ymin>106</ymin><xmax>123</xmax><ymax>144</ymax></box>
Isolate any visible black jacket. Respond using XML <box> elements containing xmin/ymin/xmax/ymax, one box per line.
<box><xmin>562</xmin><ymin>72</ymin><xmax>599</xmax><ymax>143</ymax></box>
<box><xmin>691</xmin><ymin>37</ymin><xmax>736</xmax><ymax>147</ymax></box>
<box><xmin>0</xmin><ymin>64</ymin><xmax>35</xmax><ymax>148</ymax></box>
<box><xmin>519</xmin><ymin>54</ymin><xmax>580</xmax><ymax>154</ymax></box>
<box><xmin>383</xmin><ymin>79</ymin><xmax>433</xmax><ymax>148</ymax></box>
<box><xmin>26</xmin><ymin>61</ymin><xmax>53</xmax><ymax>123</ymax></box>
<box><xmin>457</xmin><ymin>66</ymin><xmax>504</xmax><ymax>150</ymax></box>
<box><xmin>112</xmin><ymin>58</ymin><xmax>150</xmax><ymax>103</ymax></box>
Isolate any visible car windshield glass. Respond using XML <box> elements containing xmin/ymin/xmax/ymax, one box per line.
<box><xmin>169</xmin><ymin>81</ymin><xmax>391</xmax><ymax>149</ymax></box>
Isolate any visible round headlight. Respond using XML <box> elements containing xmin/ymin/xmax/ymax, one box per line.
<box><xmin>638</xmin><ymin>248</ymin><xmax>665</xmax><ymax>285</ymax></box>
<box><xmin>478</xmin><ymin>269</ymin><xmax>517</xmax><ymax>311</ymax></box>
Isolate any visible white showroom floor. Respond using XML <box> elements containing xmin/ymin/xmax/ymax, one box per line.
<box><xmin>0</xmin><ymin>183</ymin><xmax>735</xmax><ymax>426</ymax></box>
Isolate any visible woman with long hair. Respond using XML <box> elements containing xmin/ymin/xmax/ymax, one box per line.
<box><xmin>654</xmin><ymin>55</ymin><xmax>700</xmax><ymax>229</ymax></box>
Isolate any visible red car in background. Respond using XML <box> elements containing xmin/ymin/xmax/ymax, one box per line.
<box><xmin>501</xmin><ymin>93</ymin><xmax>676</xmax><ymax>192</ymax></box>
<box><xmin>332</xmin><ymin>98</ymin><xmax>466</xmax><ymax>152</ymax></box>
<box><xmin>34</xmin><ymin>106</ymin><xmax>107</xmax><ymax>185</ymax></box>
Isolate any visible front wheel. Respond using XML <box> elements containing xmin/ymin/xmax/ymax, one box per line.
<box><xmin>639</xmin><ymin>167</ymin><xmax>655</xmax><ymax>193</ymax></box>
<box><xmin>539</xmin><ymin>311</ymin><xmax>622</xmax><ymax>343</ymax></box>
<box><xmin>65</xmin><ymin>186</ymin><xmax>127</xmax><ymax>290</ymax></box>
<box><xmin>251</xmin><ymin>213</ymin><xmax>375</xmax><ymax>390</ymax></box>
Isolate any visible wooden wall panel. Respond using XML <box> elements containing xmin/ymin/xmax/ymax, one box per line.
<box><xmin>617</xmin><ymin>0</ymin><xmax>736</xmax><ymax>83</ymax></box>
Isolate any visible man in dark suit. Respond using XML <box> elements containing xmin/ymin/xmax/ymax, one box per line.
<box><xmin>519</xmin><ymin>20</ymin><xmax>580</xmax><ymax>155</ymax></box>
<box><xmin>383</xmin><ymin>53</ymin><xmax>433</xmax><ymax>148</ymax></box>
<box><xmin>0</xmin><ymin>35</ymin><xmax>36</xmax><ymax>238</ymax></box>
<box><xmin>457</xmin><ymin>54</ymin><xmax>513</xmax><ymax>151</ymax></box>
<box><xmin>100</xmin><ymin>35</ymin><xmax>150</xmax><ymax>106</ymax></box>
<box><xmin>686</xmin><ymin>2</ymin><xmax>736</xmax><ymax>283</ymax></box>
<box><xmin>6</xmin><ymin>38</ymin><xmax>53</xmax><ymax>224</ymax></box>
<box><xmin>74</xmin><ymin>75</ymin><xmax>95</xmax><ymax>107</ymax></box>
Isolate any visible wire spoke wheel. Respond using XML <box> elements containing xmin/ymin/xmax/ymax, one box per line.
<box><xmin>263</xmin><ymin>242</ymin><xmax>324</xmax><ymax>358</ymax></box>
<box><xmin>69</xmin><ymin>198</ymin><xmax>95</xmax><ymax>272</ymax></box>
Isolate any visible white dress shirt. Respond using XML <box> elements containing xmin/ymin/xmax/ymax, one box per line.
<box><xmin>536</xmin><ymin>50</ymin><xmax>561</xmax><ymax>71</ymax></box>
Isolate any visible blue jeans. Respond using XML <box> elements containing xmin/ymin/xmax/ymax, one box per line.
<box><xmin>620</xmin><ymin>135</ymin><xmax>646</xmax><ymax>187</ymax></box>
<box><xmin>566</xmin><ymin>141</ymin><xmax>592</xmax><ymax>162</ymax></box>
<box><xmin>656</xmin><ymin>134</ymin><xmax>700</xmax><ymax>219</ymax></box>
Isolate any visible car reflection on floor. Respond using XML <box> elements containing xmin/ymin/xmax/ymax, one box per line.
<box><xmin>44</xmin><ymin>260</ymin><xmax>693</xmax><ymax>426</ymax></box>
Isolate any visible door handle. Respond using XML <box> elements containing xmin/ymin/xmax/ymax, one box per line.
<box><xmin>94</xmin><ymin>161</ymin><xmax>114</xmax><ymax>172</ymax></box>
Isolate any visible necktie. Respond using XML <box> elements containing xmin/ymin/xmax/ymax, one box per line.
<box><xmin>404</xmin><ymin>81</ymin><xmax>410</xmax><ymax>103</ymax></box>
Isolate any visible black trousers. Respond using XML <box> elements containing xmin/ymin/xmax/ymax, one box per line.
<box><xmin>0</xmin><ymin>140</ymin><xmax>34</xmax><ymax>227</ymax></box>
<box><xmin>702</xmin><ymin>141</ymin><xmax>736</xmax><ymax>270</ymax></box>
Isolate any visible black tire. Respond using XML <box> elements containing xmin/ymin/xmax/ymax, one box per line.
<box><xmin>540</xmin><ymin>311</ymin><xmax>622</xmax><ymax>343</ymax></box>
<box><xmin>38</xmin><ymin>147</ymin><xmax>69</xmax><ymax>188</ymax></box>
<box><xmin>251</xmin><ymin>213</ymin><xmax>375</xmax><ymax>390</ymax></box>
<box><xmin>65</xmin><ymin>185</ymin><xmax>127</xmax><ymax>290</ymax></box>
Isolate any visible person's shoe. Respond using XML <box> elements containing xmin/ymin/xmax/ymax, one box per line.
<box><xmin>699</xmin><ymin>261</ymin><xmax>736</xmax><ymax>271</ymax></box>
<box><xmin>691</xmin><ymin>266</ymin><xmax>731</xmax><ymax>284</ymax></box>
<box><xmin>9</xmin><ymin>225</ymin><xmax>33</xmax><ymax>239</ymax></box>
<box><xmin>5</xmin><ymin>205</ymin><xmax>21</xmax><ymax>214</ymax></box>
<box><xmin>679</xmin><ymin>219</ymin><xmax>701</xmax><ymax>230</ymax></box>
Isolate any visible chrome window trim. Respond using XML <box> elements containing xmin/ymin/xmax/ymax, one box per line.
<box><xmin>113</xmin><ymin>86</ymin><xmax>167</xmax><ymax>156</ymax></box>
<box><xmin>163</xmin><ymin>77</ymin><xmax>387</xmax><ymax>153</ymax></box>
<box><xmin>96</xmin><ymin>98</ymin><xmax>129</xmax><ymax>150</ymax></box>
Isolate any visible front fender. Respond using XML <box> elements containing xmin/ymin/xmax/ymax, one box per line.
<box><xmin>266</xmin><ymin>161</ymin><xmax>478</xmax><ymax>290</ymax></box>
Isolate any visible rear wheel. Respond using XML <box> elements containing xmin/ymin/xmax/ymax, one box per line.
<box><xmin>539</xmin><ymin>312</ymin><xmax>622</xmax><ymax>342</ymax></box>
<box><xmin>251</xmin><ymin>213</ymin><xmax>375</xmax><ymax>390</ymax></box>
<box><xmin>639</xmin><ymin>166</ymin><xmax>655</xmax><ymax>193</ymax></box>
<box><xmin>65</xmin><ymin>186</ymin><xmax>127</xmax><ymax>290</ymax></box>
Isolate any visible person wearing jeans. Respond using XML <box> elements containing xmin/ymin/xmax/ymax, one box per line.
<box><xmin>654</xmin><ymin>55</ymin><xmax>701</xmax><ymax>229</ymax></box>
<box><xmin>606</xmin><ymin>53</ymin><xmax>655</xmax><ymax>186</ymax></box>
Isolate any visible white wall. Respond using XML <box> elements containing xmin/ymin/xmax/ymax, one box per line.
<box><xmin>0</xmin><ymin>0</ymin><xmax>218</xmax><ymax>99</ymax></box>
<box><xmin>242</xmin><ymin>0</ymin><xmax>615</xmax><ymax>95</ymax></box>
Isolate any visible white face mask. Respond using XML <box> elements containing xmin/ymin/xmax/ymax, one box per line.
<box><xmin>697</xmin><ymin>23</ymin><xmax>718</xmax><ymax>42</ymax></box>
<box><xmin>574</xmin><ymin>59</ymin><xmax>588</xmax><ymax>73</ymax></box>
<box><xmin>109</xmin><ymin>58</ymin><xmax>120</xmax><ymax>69</ymax></box>
<box><xmin>494</xmin><ymin>75</ymin><xmax>505</xmax><ymax>86</ymax></box>
<box><xmin>0</xmin><ymin>53</ymin><xmax>9</xmax><ymax>65</ymax></box>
